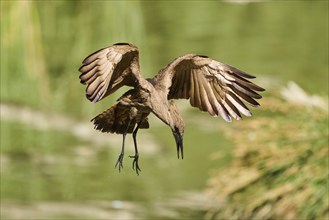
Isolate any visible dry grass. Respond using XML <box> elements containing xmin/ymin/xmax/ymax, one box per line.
<box><xmin>205</xmin><ymin>94</ymin><xmax>328</xmax><ymax>219</ymax></box>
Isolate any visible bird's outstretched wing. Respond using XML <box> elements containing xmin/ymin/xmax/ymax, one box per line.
<box><xmin>155</xmin><ymin>54</ymin><xmax>265</xmax><ymax>122</ymax></box>
<box><xmin>79</xmin><ymin>43</ymin><xmax>141</xmax><ymax>103</ymax></box>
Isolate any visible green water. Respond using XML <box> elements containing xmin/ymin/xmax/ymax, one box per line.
<box><xmin>1</xmin><ymin>116</ymin><xmax>231</xmax><ymax>218</ymax></box>
<box><xmin>1</xmin><ymin>1</ymin><xmax>328</xmax><ymax>219</ymax></box>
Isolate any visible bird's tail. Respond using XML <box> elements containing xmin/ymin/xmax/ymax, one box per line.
<box><xmin>91</xmin><ymin>103</ymin><xmax>149</xmax><ymax>134</ymax></box>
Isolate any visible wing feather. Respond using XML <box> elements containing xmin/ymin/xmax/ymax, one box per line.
<box><xmin>199</xmin><ymin>75</ymin><xmax>217</xmax><ymax>116</ymax></box>
<box><xmin>232</xmin><ymin>74</ymin><xmax>265</xmax><ymax>91</ymax></box>
<box><xmin>191</xmin><ymin>71</ymin><xmax>202</xmax><ymax>109</ymax></box>
<box><xmin>79</xmin><ymin>43</ymin><xmax>141</xmax><ymax>103</ymax></box>
<box><xmin>178</xmin><ymin>69</ymin><xmax>187</xmax><ymax>98</ymax></box>
<box><xmin>155</xmin><ymin>54</ymin><xmax>265</xmax><ymax>121</ymax></box>
<box><xmin>226</xmin><ymin>91</ymin><xmax>251</xmax><ymax>116</ymax></box>
<box><xmin>223</xmin><ymin>98</ymin><xmax>242</xmax><ymax>120</ymax></box>
<box><xmin>82</xmin><ymin>48</ymin><xmax>109</xmax><ymax>65</ymax></box>
<box><xmin>198</xmin><ymin>75</ymin><xmax>212</xmax><ymax>113</ymax></box>
<box><xmin>189</xmin><ymin>71</ymin><xmax>196</xmax><ymax>106</ymax></box>
<box><xmin>232</xmin><ymin>82</ymin><xmax>262</xmax><ymax>99</ymax></box>
<box><xmin>228</xmin><ymin>85</ymin><xmax>260</xmax><ymax>107</ymax></box>
<box><xmin>183</xmin><ymin>70</ymin><xmax>190</xmax><ymax>99</ymax></box>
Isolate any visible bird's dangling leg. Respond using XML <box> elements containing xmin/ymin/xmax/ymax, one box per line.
<box><xmin>115</xmin><ymin>119</ymin><xmax>131</xmax><ymax>172</ymax></box>
<box><xmin>129</xmin><ymin>124</ymin><xmax>141</xmax><ymax>175</ymax></box>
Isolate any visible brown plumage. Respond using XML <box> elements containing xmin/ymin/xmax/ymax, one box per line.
<box><xmin>79</xmin><ymin>42</ymin><xmax>265</xmax><ymax>175</ymax></box>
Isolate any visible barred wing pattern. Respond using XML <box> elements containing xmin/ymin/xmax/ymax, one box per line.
<box><xmin>155</xmin><ymin>54</ymin><xmax>265</xmax><ymax>122</ymax></box>
<box><xmin>79</xmin><ymin>43</ymin><xmax>141</xmax><ymax>103</ymax></box>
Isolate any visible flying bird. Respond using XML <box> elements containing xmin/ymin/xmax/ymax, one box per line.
<box><xmin>78</xmin><ymin>43</ymin><xmax>265</xmax><ymax>175</ymax></box>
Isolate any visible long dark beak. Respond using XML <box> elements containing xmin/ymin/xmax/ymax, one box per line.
<box><xmin>173</xmin><ymin>132</ymin><xmax>184</xmax><ymax>159</ymax></box>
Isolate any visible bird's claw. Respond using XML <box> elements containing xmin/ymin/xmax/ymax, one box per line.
<box><xmin>115</xmin><ymin>153</ymin><xmax>124</xmax><ymax>172</ymax></box>
<box><xmin>129</xmin><ymin>154</ymin><xmax>141</xmax><ymax>175</ymax></box>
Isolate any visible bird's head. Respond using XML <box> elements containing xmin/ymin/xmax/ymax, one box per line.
<box><xmin>168</xmin><ymin>101</ymin><xmax>185</xmax><ymax>159</ymax></box>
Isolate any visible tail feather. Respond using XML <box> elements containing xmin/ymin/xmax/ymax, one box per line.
<box><xmin>91</xmin><ymin>104</ymin><xmax>149</xmax><ymax>134</ymax></box>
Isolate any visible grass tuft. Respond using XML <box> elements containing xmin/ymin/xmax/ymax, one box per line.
<box><xmin>205</xmin><ymin>94</ymin><xmax>328</xmax><ymax>219</ymax></box>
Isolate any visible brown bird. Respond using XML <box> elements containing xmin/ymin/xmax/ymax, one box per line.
<box><xmin>79</xmin><ymin>42</ymin><xmax>265</xmax><ymax>175</ymax></box>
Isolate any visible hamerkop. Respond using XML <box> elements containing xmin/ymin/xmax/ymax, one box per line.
<box><xmin>79</xmin><ymin>43</ymin><xmax>265</xmax><ymax>175</ymax></box>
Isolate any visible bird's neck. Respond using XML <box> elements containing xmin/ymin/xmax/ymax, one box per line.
<box><xmin>150</xmin><ymin>98</ymin><xmax>184</xmax><ymax>130</ymax></box>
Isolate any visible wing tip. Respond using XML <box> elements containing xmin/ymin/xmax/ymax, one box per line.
<box><xmin>244</xmin><ymin>111</ymin><xmax>252</xmax><ymax>117</ymax></box>
<box><xmin>81</xmin><ymin>47</ymin><xmax>109</xmax><ymax>65</ymax></box>
<box><xmin>220</xmin><ymin>113</ymin><xmax>232</xmax><ymax>122</ymax></box>
<box><xmin>78</xmin><ymin>65</ymin><xmax>85</xmax><ymax>73</ymax></box>
<box><xmin>196</xmin><ymin>54</ymin><xmax>209</xmax><ymax>58</ymax></box>
<box><xmin>113</xmin><ymin>42</ymin><xmax>131</xmax><ymax>46</ymax></box>
<box><xmin>257</xmin><ymin>87</ymin><xmax>266</xmax><ymax>92</ymax></box>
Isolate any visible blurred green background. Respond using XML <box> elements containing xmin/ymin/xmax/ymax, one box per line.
<box><xmin>1</xmin><ymin>1</ymin><xmax>328</xmax><ymax>219</ymax></box>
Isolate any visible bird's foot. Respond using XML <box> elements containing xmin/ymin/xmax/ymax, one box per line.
<box><xmin>115</xmin><ymin>153</ymin><xmax>124</xmax><ymax>172</ymax></box>
<box><xmin>129</xmin><ymin>154</ymin><xmax>141</xmax><ymax>175</ymax></box>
